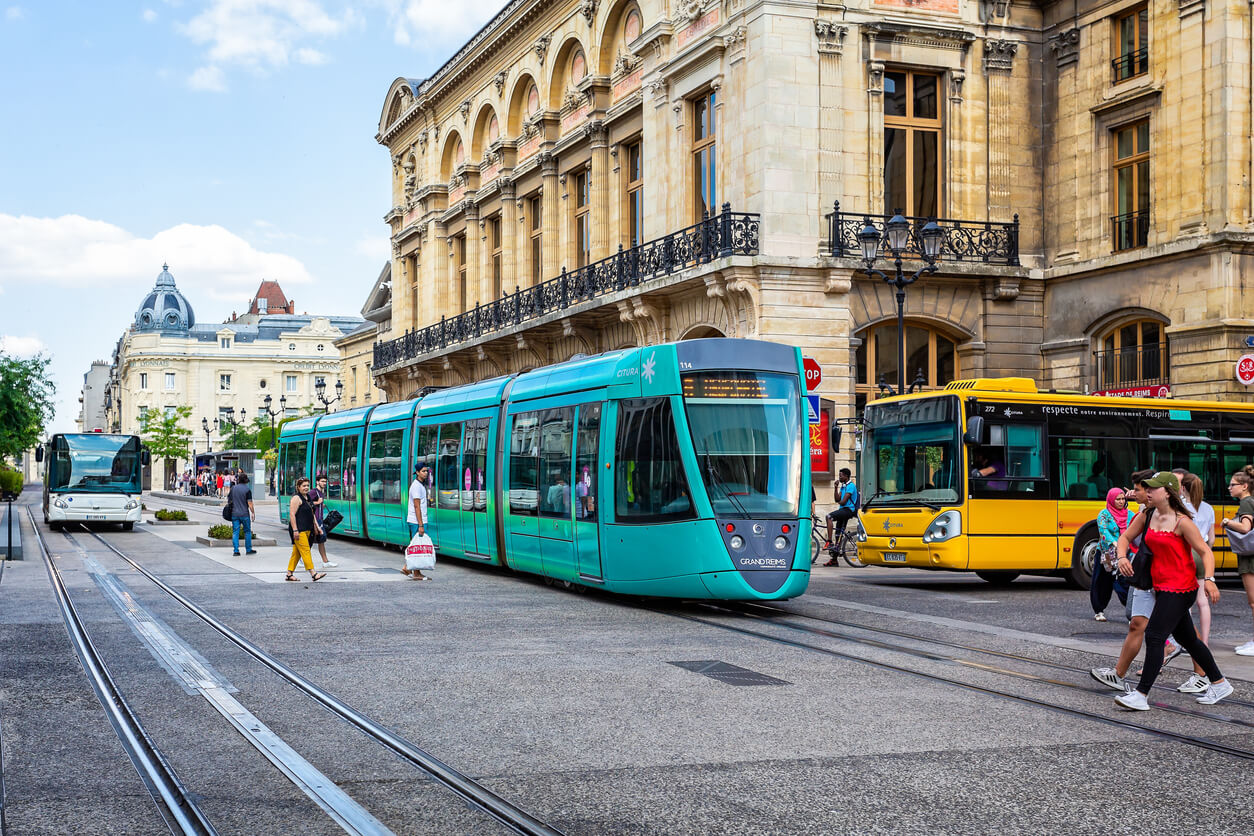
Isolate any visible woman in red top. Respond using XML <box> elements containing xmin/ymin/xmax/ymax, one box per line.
<box><xmin>1114</xmin><ymin>471</ymin><xmax>1231</xmax><ymax>709</ymax></box>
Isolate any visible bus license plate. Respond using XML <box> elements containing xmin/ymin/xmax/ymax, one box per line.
<box><xmin>86</xmin><ymin>514</ymin><xmax>107</xmax><ymax>520</ymax></box>
<box><xmin>883</xmin><ymin>552</ymin><xmax>907</xmax><ymax>563</ymax></box>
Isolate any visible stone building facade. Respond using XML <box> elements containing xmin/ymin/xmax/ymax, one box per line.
<box><xmin>75</xmin><ymin>360</ymin><xmax>111</xmax><ymax>432</ymax></box>
<box><xmin>105</xmin><ymin>266</ymin><xmax>364</xmax><ymax>488</ymax></box>
<box><xmin>335</xmin><ymin>262</ymin><xmax>393</xmax><ymax>409</ymax></box>
<box><xmin>370</xmin><ymin>0</ymin><xmax>1254</xmax><ymax>492</ymax></box>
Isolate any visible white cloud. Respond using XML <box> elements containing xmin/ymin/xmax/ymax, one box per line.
<box><xmin>176</xmin><ymin>0</ymin><xmax>356</xmax><ymax>90</ymax></box>
<box><xmin>188</xmin><ymin>65</ymin><xmax>227</xmax><ymax>91</ymax></box>
<box><xmin>142</xmin><ymin>8</ymin><xmax>157</xmax><ymax>22</ymax></box>
<box><xmin>5</xmin><ymin>6</ymin><xmax>24</xmax><ymax>20</ymax></box>
<box><xmin>0</xmin><ymin>214</ymin><xmax>314</xmax><ymax>302</ymax></box>
<box><xmin>0</xmin><ymin>335</ymin><xmax>46</xmax><ymax>357</ymax></box>
<box><xmin>390</xmin><ymin>0</ymin><xmax>502</xmax><ymax>45</ymax></box>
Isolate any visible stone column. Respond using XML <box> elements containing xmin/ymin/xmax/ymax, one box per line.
<box><xmin>815</xmin><ymin>22</ymin><xmax>848</xmax><ymax>231</ymax></box>
<box><xmin>587</xmin><ymin>119</ymin><xmax>611</xmax><ymax>260</ymax></box>
<box><xmin>539</xmin><ymin>151</ymin><xmax>561</xmax><ymax>280</ymax></box>
<box><xmin>432</xmin><ymin>221</ymin><xmax>450</xmax><ymax>321</ymax></box>
<box><xmin>982</xmin><ymin>39</ymin><xmax>1018</xmax><ymax>222</ymax></box>
<box><xmin>463</xmin><ymin>201</ymin><xmax>481</xmax><ymax>309</ymax></box>
<box><xmin>499</xmin><ymin>177</ymin><xmax>518</xmax><ymax>293</ymax></box>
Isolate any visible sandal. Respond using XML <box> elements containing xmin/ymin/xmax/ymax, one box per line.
<box><xmin>284</xmin><ymin>573</ymin><xmax>297</xmax><ymax>582</ymax></box>
<box><xmin>311</xmin><ymin>572</ymin><xmax>326</xmax><ymax>582</ymax></box>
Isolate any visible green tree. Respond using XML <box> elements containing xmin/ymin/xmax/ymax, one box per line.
<box><xmin>138</xmin><ymin>406</ymin><xmax>193</xmax><ymax>471</ymax></box>
<box><xmin>0</xmin><ymin>351</ymin><xmax>56</xmax><ymax>462</ymax></box>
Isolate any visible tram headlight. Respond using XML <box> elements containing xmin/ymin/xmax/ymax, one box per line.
<box><xmin>922</xmin><ymin>510</ymin><xmax>961</xmax><ymax>544</ymax></box>
<box><xmin>773</xmin><ymin>536</ymin><xmax>788</xmax><ymax>551</ymax></box>
<box><xmin>730</xmin><ymin>535</ymin><xmax>745</xmax><ymax>550</ymax></box>
<box><xmin>54</xmin><ymin>498</ymin><xmax>68</xmax><ymax>509</ymax></box>
<box><xmin>124</xmin><ymin>499</ymin><xmax>139</xmax><ymax>510</ymax></box>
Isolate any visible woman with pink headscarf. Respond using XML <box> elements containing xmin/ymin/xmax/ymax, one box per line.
<box><xmin>1092</xmin><ymin>487</ymin><xmax>1131</xmax><ymax>621</ymax></box>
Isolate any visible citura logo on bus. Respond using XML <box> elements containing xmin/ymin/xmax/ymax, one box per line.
<box><xmin>882</xmin><ymin>519</ymin><xmax>904</xmax><ymax>532</ymax></box>
<box><xmin>616</xmin><ymin>367</ymin><xmax>639</xmax><ymax>378</ymax></box>
<box><xmin>1002</xmin><ymin>408</ymin><xmax>1023</xmax><ymax>417</ymax></box>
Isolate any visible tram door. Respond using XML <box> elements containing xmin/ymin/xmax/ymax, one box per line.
<box><xmin>573</xmin><ymin>403</ymin><xmax>602</xmax><ymax>579</ymax></box>
<box><xmin>434</xmin><ymin>423</ymin><xmax>463</xmax><ymax>554</ymax></box>
<box><xmin>537</xmin><ymin>407</ymin><xmax>576</xmax><ymax>578</ymax></box>
<box><xmin>460</xmin><ymin>419</ymin><xmax>490</xmax><ymax>557</ymax></box>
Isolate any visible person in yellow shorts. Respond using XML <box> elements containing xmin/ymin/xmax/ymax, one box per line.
<box><xmin>286</xmin><ymin>477</ymin><xmax>326</xmax><ymax>582</ymax></box>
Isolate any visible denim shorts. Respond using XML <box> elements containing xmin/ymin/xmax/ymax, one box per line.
<box><xmin>1127</xmin><ymin>585</ymin><xmax>1156</xmax><ymax>620</ymax></box>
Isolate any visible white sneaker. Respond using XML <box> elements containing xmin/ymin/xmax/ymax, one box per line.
<box><xmin>1197</xmin><ymin>679</ymin><xmax>1234</xmax><ymax>705</ymax></box>
<box><xmin>1235</xmin><ymin>640</ymin><xmax>1254</xmax><ymax>656</ymax></box>
<box><xmin>1090</xmin><ymin>667</ymin><xmax>1127</xmax><ymax>691</ymax></box>
<box><xmin>1094</xmin><ymin>612</ymin><xmax>1108</xmax><ymax>622</ymax></box>
<box><xmin>1163</xmin><ymin>640</ymin><xmax>1184</xmax><ymax>665</ymax></box>
<box><xmin>1176</xmin><ymin>674</ymin><xmax>1210</xmax><ymax>694</ymax></box>
<box><xmin>1115</xmin><ymin>690</ymin><xmax>1149</xmax><ymax>711</ymax></box>
<box><xmin>322</xmin><ymin>562</ymin><xmax>338</xmax><ymax>568</ymax></box>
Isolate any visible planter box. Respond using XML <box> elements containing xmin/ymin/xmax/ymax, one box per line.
<box><xmin>195</xmin><ymin>536</ymin><xmax>279</xmax><ymax>548</ymax></box>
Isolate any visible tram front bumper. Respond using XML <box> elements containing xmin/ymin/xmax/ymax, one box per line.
<box><xmin>859</xmin><ymin>536</ymin><xmax>967</xmax><ymax>570</ymax></box>
<box><xmin>48</xmin><ymin>498</ymin><xmax>142</xmax><ymax>524</ymax></box>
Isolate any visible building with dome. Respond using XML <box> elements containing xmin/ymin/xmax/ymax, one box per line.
<box><xmin>103</xmin><ymin>265</ymin><xmax>365</xmax><ymax>490</ymax></box>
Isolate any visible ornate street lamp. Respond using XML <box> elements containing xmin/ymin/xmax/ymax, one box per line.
<box><xmin>859</xmin><ymin>212</ymin><xmax>945</xmax><ymax>395</ymax></box>
<box><xmin>262</xmin><ymin>394</ymin><xmax>285</xmax><ymax>451</ymax></box>
<box><xmin>315</xmin><ymin>379</ymin><xmax>343</xmax><ymax>413</ymax></box>
<box><xmin>202</xmin><ymin>416</ymin><xmax>212</xmax><ymax>454</ymax></box>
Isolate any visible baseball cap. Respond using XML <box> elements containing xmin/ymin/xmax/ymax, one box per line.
<box><xmin>1142</xmin><ymin>471</ymin><xmax>1181</xmax><ymax>494</ymax></box>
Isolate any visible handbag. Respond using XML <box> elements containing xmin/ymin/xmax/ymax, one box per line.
<box><xmin>1099</xmin><ymin>542</ymin><xmax>1119</xmax><ymax>573</ymax></box>
<box><xmin>221</xmin><ymin>500</ymin><xmax>232</xmax><ymax>521</ymax></box>
<box><xmin>1128</xmin><ymin>508</ymin><xmax>1155</xmax><ymax>591</ymax></box>
<box><xmin>405</xmin><ymin>532</ymin><xmax>437</xmax><ymax>571</ymax></box>
<box><xmin>1226</xmin><ymin>521</ymin><xmax>1254</xmax><ymax>555</ymax></box>
<box><xmin>322</xmin><ymin>509</ymin><xmax>344</xmax><ymax>533</ymax></box>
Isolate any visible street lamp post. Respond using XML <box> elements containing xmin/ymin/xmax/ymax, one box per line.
<box><xmin>262</xmin><ymin>394</ymin><xmax>285</xmax><ymax>450</ymax></box>
<box><xmin>218</xmin><ymin>407</ymin><xmax>246</xmax><ymax>450</ymax></box>
<box><xmin>315</xmin><ymin>380</ymin><xmax>343</xmax><ymax>413</ymax></box>
<box><xmin>202</xmin><ymin>417</ymin><xmax>212</xmax><ymax>453</ymax></box>
<box><xmin>857</xmin><ymin>212</ymin><xmax>945</xmax><ymax>395</ymax></box>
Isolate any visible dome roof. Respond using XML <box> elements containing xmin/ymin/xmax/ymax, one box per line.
<box><xmin>134</xmin><ymin>263</ymin><xmax>195</xmax><ymax>332</ymax></box>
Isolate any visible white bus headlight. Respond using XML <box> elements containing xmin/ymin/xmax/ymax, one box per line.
<box><xmin>124</xmin><ymin>499</ymin><xmax>139</xmax><ymax>510</ymax></box>
<box><xmin>922</xmin><ymin>510</ymin><xmax>961</xmax><ymax>544</ymax></box>
<box><xmin>54</xmin><ymin>498</ymin><xmax>69</xmax><ymax>509</ymax></box>
<box><xmin>855</xmin><ymin>520</ymin><xmax>867</xmax><ymax>543</ymax></box>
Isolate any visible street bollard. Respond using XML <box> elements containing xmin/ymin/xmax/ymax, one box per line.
<box><xmin>5</xmin><ymin>496</ymin><xmax>12</xmax><ymax>561</ymax></box>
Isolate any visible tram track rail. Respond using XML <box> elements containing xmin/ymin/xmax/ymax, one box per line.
<box><xmin>67</xmin><ymin>521</ymin><xmax>563</xmax><ymax>836</ymax></box>
<box><xmin>25</xmin><ymin>509</ymin><xmax>218</xmax><ymax>835</ymax></box>
<box><xmin>661</xmin><ymin>600</ymin><xmax>1254</xmax><ymax>763</ymax></box>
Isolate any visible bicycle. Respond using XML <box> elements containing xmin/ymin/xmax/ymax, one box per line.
<box><xmin>810</xmin><ymin>514</ymin><xmax>865</xmax><ymax>568</ymax></box>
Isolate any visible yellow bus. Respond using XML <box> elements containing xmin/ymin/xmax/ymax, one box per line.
<box><xmin>856</xmin><ymin>378</ymin><xmax>1254</xmax><ymax>586</ymax></box>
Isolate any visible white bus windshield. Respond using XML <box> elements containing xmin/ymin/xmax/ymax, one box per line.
<box><xmin>48</xmin><ymin>434</ymin><xmax>142</xmax><ymax>493</ymax></box>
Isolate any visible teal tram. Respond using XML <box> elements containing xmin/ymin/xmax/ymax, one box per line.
<box><xmin>277</xmin><ymin>339</ymin><xmax>812</xmax><ymax>600</ymax></box>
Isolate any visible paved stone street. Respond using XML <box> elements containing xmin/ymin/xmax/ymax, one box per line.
<box><xmin>5</xmin><ymin>490</ymin><xmax>1254</xmax><ymax>835</ymax></box>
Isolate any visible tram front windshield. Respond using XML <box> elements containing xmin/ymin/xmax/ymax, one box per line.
<box><xmin>683</xmin><ymin>371</ymin><xmax>802</xmax><ymax>517</ymax></box>
<box><xmin>861</xmin><ymin>396</ymin><xmax>961</xmax><ymax>507</ymax></box>
<box><xmin>48</xmin><ymin>434</ymin><xmax>142</xmax><ymax>493</ymax></box>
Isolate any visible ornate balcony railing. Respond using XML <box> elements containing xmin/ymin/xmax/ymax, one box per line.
<box><xmin>374</xmin><ymin>204</ymin><xmax>760</xmax><ymax>371</ymax></box>
<box><xmin>1093</xmin><ymin>344</ymin><xmax>1169</xmax><ymax>392</ymax></box>
<box><xmin>1111</xmin><ymin>47</ymin><xmax>1148</xmax><ymax>83</ymax></box>
<box><xmin>826</xmin><ymin>202</ymin><xmax>1019</xmax><ymax>265</ymax></box>
<box><xmin>1111</xmin><ymin>210</ymin><xmax>1149</xmax><ymax>252</ymax></box>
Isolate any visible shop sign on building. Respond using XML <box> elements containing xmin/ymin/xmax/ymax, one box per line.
<box><xmin>1092</xmin><ymin>385</ymin><xmax>1173</xmax><ymax>398</ymax></box>
<box><xmin>1237</xmin><ymin>354</ymin><xmax>1254</xmax><ymax>386</ymax></box>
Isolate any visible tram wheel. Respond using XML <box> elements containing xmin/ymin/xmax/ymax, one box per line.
<box><xmin>975</xmin><ymin>571</ymin><xmax>1019</xmax><ymax>585</ymax></box>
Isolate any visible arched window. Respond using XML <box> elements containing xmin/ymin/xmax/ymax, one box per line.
<box><xmin>570</xmin><ymin>50</ymin><xmax>587</xmax><ymax>85</ymax></box>
<box><xmin>854</xmin><ymin>322</ymin><xmax>959</xmax><ymax>412</ymax></box>
<box><xmin>1094</xmin><ymin>318</ymin><xmax>1168</xmax><ymax>391</ymax></box>
<box><xmin>526</xmin><ymin>83</ymin><xmax>540</xmax><ymax>118</ymax></box>
<box><xmin>487</xmin><ymin>115</ymin><xmax>499</xmax><ymax>144</ymax></box>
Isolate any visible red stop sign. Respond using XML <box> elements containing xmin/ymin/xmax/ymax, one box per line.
<box><xmin>1238</xmin><ymin>354</ymin><xmax>1254</xmax><ymax>385</ymax></box>
<box><xmin>803</xmin><ymin>357</ymin><xmax>822</xmax><ymax>391</ymax></box>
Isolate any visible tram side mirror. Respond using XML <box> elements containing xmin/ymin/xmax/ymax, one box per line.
<box><xmin>35</xmin><ymin>446</ymin><xmax>43</xmax><ymax>463</ymax></box>
<box><xmin>141</xmin><ymin>449</ymin><xmax>151</xmax><ymax>467</ymax></box>
<box><xmin>963</xmin><ymin>416</ymin><xmax>986</xmax><ymax>446</ymax></box>
<box><xmin>830</xmin><ymin>425</ymin><xmax>842</xmax><ymax>454</ymax></box>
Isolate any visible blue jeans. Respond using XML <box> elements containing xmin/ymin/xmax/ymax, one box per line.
<box><xmin>232</xmin><ymin>516</ymin><xmax>253</xmax><ymax>553</ymax></box>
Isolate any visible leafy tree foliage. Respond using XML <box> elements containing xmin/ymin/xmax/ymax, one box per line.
<box><xmin>0</xmin><ymin>352</ymin><xmax>56</xmax><ymax>462</ymax></box>
<box><xmin>138</xmin><ymin>405</ymin><xmax>193</xmax><ymax>462</ymax></box>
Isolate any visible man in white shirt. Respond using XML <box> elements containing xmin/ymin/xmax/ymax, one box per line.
<box><xmin>407</xmin><ymin>464</ymin><xmax>430</xmax><ymax>539</ymax></box>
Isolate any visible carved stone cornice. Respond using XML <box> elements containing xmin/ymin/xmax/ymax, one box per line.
<box><xmin>675</xmin><ymin>0</ymin><xmax>705</xmax><ymax>24</ymax></box>
<box><xmin>493</xmin><ymin>71</ymin><xmax>507</xmax><ymax>96</ymax></box>
<box><xmin>863</xmin><ymin>22</ymin><xmax>976</xmax><ymax>53</ymax></box>
<box><xmin>866</xmin><ymin>60</ymin><xmax>885</xmax><ymax>95</ymax></box>
<box><xmin>534</xmin><ymin>34</ymin><xmax>551</xmax><ymax>64</ymax></box>
<box><xmin>814</xmin><ymin>21</ymin><xmax>848</xmax><ymax>55</ymax></box>
<box><xmin>612</xmin><ymin>51</ymin><xmax>641</xmax><ymax>78</ymax></box>
<box><xmin>583</xmin><ymin>118</ymin><xmax>608</xmax><ymax>147</ymax></box>
<box><xmin>983</xmin><ymin>39</ymin><xmax>1018</xmax><ymax>73</ymax></box>
<box><xmin>645</xmin><ymin>78</ymin><xmax>668</xmax><ymax>105</ymax></box>
<box><xmin>1048</xmin><ymin>28</ymin><xmax>1080</xmax><ymax>69</ymax></box>
<box><xmin>579</xmin><ymin>0</ymin><xmax>598</xmax><ymax>25</ymax></box>
<box><xmin>459</xmin><ymin>100</ymin><xmax>472</xmax><ymax>123</ymax></box>
<box><xmin>537</xmin><ymin>151</ymin><xmax>558</xmax><ymax>176</ymax></box>
<box><xmin>723</xmin><ymin>25</ymin><xmax>747</xmax><ymax>58</ymax></box>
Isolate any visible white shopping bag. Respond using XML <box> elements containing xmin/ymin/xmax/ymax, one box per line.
<box><xmin>405</xmin><ymin>532</ymin><xmax>436</xmax><ymax>571</ymax></box>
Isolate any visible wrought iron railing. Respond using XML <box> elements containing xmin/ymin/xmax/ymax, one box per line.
<box><xmin>1093</xmin><ymin>344</ymin><xmax>1169</xmax><ymax>391</ymax></box>
<box><xmin>374</xmin><ymin>204</ymin><xmax>760</xmax><ymax>371</ymax></box>
<box><xmin>826</xmin><ymin>202</ymin><xmax>1019</xmax><ymax>265</ymax></box>
<box><xmin>1111</xmin><ymin>47</ymin><xmax>1148</xmax><ymax>83</ymax></box>
<box><xmin>1111</xmin><ymin>210</ymin><xmax>1149</xmax><ymax>252</ymax></box>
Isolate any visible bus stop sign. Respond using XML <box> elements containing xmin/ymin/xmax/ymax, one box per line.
<box><xmin>803</xmin><ymin>357</ymin><xmax>821</xmax><ymax>391</ymax></box>
<box><xmin>1238</xmin><ymin>354</ymin><xmax>1254</xmax><ymax>386</ymax></box>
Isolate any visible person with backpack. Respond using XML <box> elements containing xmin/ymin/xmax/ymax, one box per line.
<box><xmin>823</xmin><ymin>468</ymin><xmax>859</xmax><ymax>566</ymax></box>
<box><xmin>1110</xmin><ymin>471</ymin><xmax>1231</xmax><ymax>710</ymax></box>
<box><xmin>1222</xmin><ymin>465</ymin><xmax>1254</xmax><ymax>655</ymax></box>
<box><xmin>228</xmin><ymin>472</ymin><xmax>257</xmax><ymax>557</ymax></box>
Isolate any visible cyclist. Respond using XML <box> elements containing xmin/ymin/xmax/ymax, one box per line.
<box><xmin>824</xmin><ymin>468</ymin><xmax>858</xmax><ymax>566</ymax></box>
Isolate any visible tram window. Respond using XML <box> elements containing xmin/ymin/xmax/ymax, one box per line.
<box><xmin>1150</xmin><ymin>436</ymin><xmax>1221</xmax><ymax>500</ymax></box>
<box><xmin>326</xmin><ymin>437</ymin><xmax>343</xmax><ymax>499</ymax></box>
<box><xmin>1053</xmin><ymin>436</ymin><xmax>1140</xmax><ymax>500</ymax></box>
<box><xmin>538</xmin><ymin>408</ymin><xmax>574</xmax><ymax>519</ymax></box>
<box><xmin>282</xmin><ymin>441</ymin><xmax>307</xmax><ymax>495</ymax></box>
<box><xmin>509</xmin><ymin>413</ymin><xmax>540</xmax><ymax>516</ymax></box>
<box><xmin>575</xmin><ymin>403</ymin><xmax>602</xmax><ymax>521</ymax></box>
<box><xmin>461</xmin><ymin>419</ymin><xmax>488</xmax><ymax>512</ymax></box>
<box><xmin>415</xmin><ymin>425</ymin><xmax>437</xmax><ymax>495</ymax></box>
<box><xmin>472</xmin><ymin>418</ymin><xmax>488</xmax><ymax>511</ymax></box>
<box><xmin>436</xmin><ymin>423</ymin><xmax>463</xmax><ymax>510</ymax></box>
<box><xmin>615</xmin><ymin>398</ymin><xmax>696</xmax><ymax>522</ymax></box>
<box><xmin>315</xmin><ymin>439</ymin><xmax>329</xmax><ymax>480</ymax></box>
<box><xmin>342</xmin><ymin>436</ymin><xmax>358</xmax><ymax>502</ymax></box>
<box><xmin>367</xmin><ymin>430</ymin><xmax>403</xmax><ymax>503</ymax></box>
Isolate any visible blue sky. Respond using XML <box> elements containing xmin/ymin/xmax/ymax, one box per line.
<box><xmin>0</xmin><ymin>0</ymin><xmax>502</xmax><ymax>433</ymax></box>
